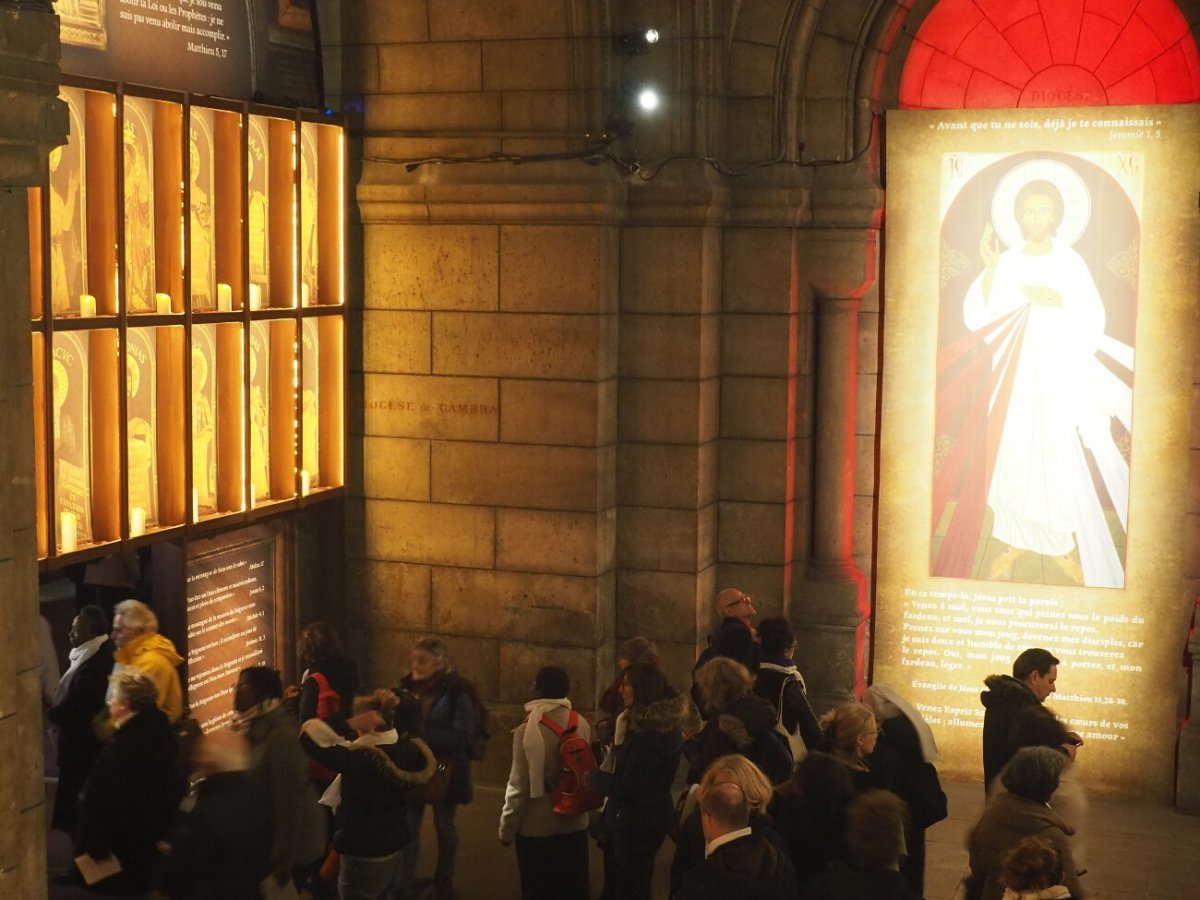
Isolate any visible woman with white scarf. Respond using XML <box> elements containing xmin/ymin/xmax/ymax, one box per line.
<box><xmin>498</xmin><ymin>666</ymin><xmax>591</xmax><ymax>900</ymax></box>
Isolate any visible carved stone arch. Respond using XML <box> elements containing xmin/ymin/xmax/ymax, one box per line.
<box><xmin>883</xmin><ymin>0</ymin><xmax>1200</xmax><ymax>110</ymax></box>
<box><xmin>723</xmin><ymin>1</ymin><xmax>917</xmax><ymax>164</ymax></box>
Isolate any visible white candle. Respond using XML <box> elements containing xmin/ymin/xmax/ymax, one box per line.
<box><xmin>192</xmin><ymin>488</ymin><xmax>200</xmax><ymax>523</ymax></box>
<box><xmin>130</xmin><ymin>506</ymin><xmax>146</xmax><ymax>537</ymax></box>
<box><xmin>249</xmin><ymin>283</ymin><xmax>263</xmax><ymax>311</ymax></box>
<box><xmin>217</xmin><ymin>282</ymin><xmax>232</xmax><ymax>312</ymax></box>
<box><xmin>60</xmin><ymin>511</ymin><xmax>77</xmax><ymax>552</ymax></box>
<box><xmin>249</xmin><ymin>482</ymin><xmax>257</xmax><ymax>511</ymax></box>
<box><xmin>79</xmin><ymin>294</ymin><xmax>96</xmax><ymax>317</ymax></box>
<box><xmin>300</xmin><ymin>469</ymin><xmax>311</xmax><ymax>496</ymax></box>
<box><xmin>155</xmin><ymin>292</ymin><xmax>172</xmax><ymax>315</ymax></box>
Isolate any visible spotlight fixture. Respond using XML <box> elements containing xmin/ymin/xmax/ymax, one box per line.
<box><xmin>616</xmin><ymin>27</ymin><xmax>660</xmax><ymax>53</ymax></box>
<box><xmin>636</xmin><ymin>86</ymin><xmax>660</xmax><ymax>112</ymax></box>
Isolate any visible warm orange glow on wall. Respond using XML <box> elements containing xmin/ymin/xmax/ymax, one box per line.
<box><xmin>900</xmin><ymin>0</ymin><xmax>1200</xmax><ymax>109</ymax></box>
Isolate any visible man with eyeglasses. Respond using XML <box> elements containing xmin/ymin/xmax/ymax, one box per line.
<box><xmin>691</xmin><ymin>588</ymin><xmax>762</xmax><ymax>716</ymax></box>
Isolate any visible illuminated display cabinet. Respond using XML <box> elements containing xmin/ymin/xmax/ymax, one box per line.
<box><xmin>29</xmin><ymin>82</ymin><xmax>346</xmax><ymax>562</ymax></box>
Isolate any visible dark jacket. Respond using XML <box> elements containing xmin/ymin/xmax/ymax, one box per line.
<box><xmin>981</xmin><ymin>675</ymin><xmax>1070</xmax><ymax>789</ymax></box>
<box><xmin>300</xmin><ymin>717</ymin><xmax>438</xmax><ymax>857</ymax></box>
<box><xmin>968</xmin><ymin>790</ymin><xmax>1082</xmax><ymax>900</ymax></box>
<box><xmin>47</xmin><ymin>637</ymin><xmax>115</xmax><ymax>831</ymax></box>
<box><xmin>753</xmin><ymin>660</ymin><xmax>823</xmax><ymax>751</ymax></box>
<box><xmin>769</xmin><ymin>780</ymin><xmax>852</xmax><ymax>885</ymax></box>
<box><xmin>299</xmin><ymin>655</ymin><xmax>360</xmax><ymax>721</ymax></box>
<box><xmin>864</xmin><ymin>713</ymin><xmax>947</xmax><ymax>897</ymax></box>
<box><xmin>691</xmin><ymin>618</ymin><xmax>761</xmax><ymax>714</ymax></box>
<box><xmin>590</xmin><ymin>691</ymin><xmax>689</xmax><ymax>842</ymax></box>
<box><xmin>78</xmin><ymin>707</ymin><xmax>182</xmax><ymax>889</ymax></box>
<box><xmin>675</xmin><ymin>833</ymin><xmax>799</xmax><ymax>900</ymax></box>
<box><xmin>670</xmin><ymin>810</ymin><xmax>785</xmax><ymax>898</ymax></box>
<box><xmin>157</xmin><ymin>771</ymin><xmax>272</xmax><ymax>900</ymax></box>
<box><xmin>398</xmin><ymin>671</ymin><xmax>478</xmax><ymax>805</ymax></box>
<box><xmin>684</xmin><ymin>692</ymin><xmax>781</xmax><ymax>784</ymax></box>
<box><xmin>241</xmin><ymin>701</ymin><xmax>328</xmax><ymax>873</ymax></box>
<box><xmin>799</xmin><ymin>862</ymin><xmax>920</xmax><ymax>900</ymax></box>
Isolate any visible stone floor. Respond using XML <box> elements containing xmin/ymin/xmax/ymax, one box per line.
<box><xmin>47</xmin><ymin>777</ymin><xmax>1200</xmax><ymax>899</ymax></box>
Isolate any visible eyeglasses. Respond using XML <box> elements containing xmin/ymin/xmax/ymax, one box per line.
<box><xmin>722</xmin><ymin>595</ymin><xmax>752</xmax><ymax>611</ymax></box>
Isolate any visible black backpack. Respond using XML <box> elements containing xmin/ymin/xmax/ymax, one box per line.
<box><xmin>749</xmin><ymin>725</ymin><xmax>795</xmax><ymax>785</ymax></box>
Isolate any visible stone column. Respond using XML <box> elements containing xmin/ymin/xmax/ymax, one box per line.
<box><xmin>793</xmin><ymin>291</ymin><xmax>869</xmax><ymax>706</ymax></box>
<box><xmin>810</xmin><ymin>294</ymin><xmax>863</xmax><ymax>577</ymax></box>
<box><xmin>0</xmin><ymin>3</ymin><xmax>67</xmax><ymax>897</ymax></box>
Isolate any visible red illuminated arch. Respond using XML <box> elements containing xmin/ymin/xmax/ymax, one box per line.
<box><xmin>899</xmin><ymin>0</ymin><xmax>1200</xmax><ymax>108</ymax></box>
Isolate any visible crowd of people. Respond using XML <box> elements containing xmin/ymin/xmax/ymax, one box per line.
<box><xmin>42</xmin><ymin>589</ymin><xmax>1091</xmax><ymax>899</ymax></box>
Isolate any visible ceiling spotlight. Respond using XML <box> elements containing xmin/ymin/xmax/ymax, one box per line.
<box><xmin>616</xmin><ymin>27</ymin><xmax>661</xmax><ymax>53</ymax></box>
<box><xmin>637</xmin><ymin>87</ymin><xmax>660</xmax><ymax>112</ymax></box>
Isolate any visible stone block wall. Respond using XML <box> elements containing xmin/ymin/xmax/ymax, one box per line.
<box><xmin>331</xmin><ymin>0</ymin><xmax>885</xmax><ymax>774</ymax></box>
<box><xmin>0</xmin><ymin>5</ymin><xmax>67</xmax><ymax>896</ymax></box>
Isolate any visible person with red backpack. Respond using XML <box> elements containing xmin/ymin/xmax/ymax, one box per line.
<box><xmin>499</xmin><ymin>666</ymin><xmax>596</xmax><ymax>900</ymax></box>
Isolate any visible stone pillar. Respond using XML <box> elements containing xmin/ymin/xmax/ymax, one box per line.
<box><xmin>810</xmin><ymin>294</ymin><xmax>862</xmax><ymax>574</ymax></box>
<box><xmin>793</xmin><ymin>292</ymin><xmax>869</xmax><ymax>706</ymax></box>
<box><xmin>616</xmin><ymin>182</ymin><xmax>724</xmax><ymax>686</ymax></box>
<box><xmin>0</xmin><ymin>3</ymin><xmax>67</xmax><ymax>897</ymax></box>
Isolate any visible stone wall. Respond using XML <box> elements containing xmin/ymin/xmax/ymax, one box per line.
<box><xmin>0</xmin><ymin>5</ymin><xmax>67</xmax><ymax>896</ymax></box>
<box><xmin>327</xmin><ymin>1</ymin><xmax>884</xmax><ymax>768</ymax></box>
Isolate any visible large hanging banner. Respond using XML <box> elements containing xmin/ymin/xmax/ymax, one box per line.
<box><xmin>877</xmin><ymin>105</ymin><xmax>1200</xmax><ymax>798</ymax></box>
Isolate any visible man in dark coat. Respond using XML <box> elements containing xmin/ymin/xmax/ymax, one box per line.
<box><xmin>691</xmin><ymin>588</ymin><xmax>761</xmax><ymax>714</ymax></box>
<box><xmin>77</xmin><ymin>669</ymin><xmax>182</xmax><ymax>891</ymax></box>
<box><xmin>675</xmin><ymin>782</ymin><xmax>798</xmax><ymax>900</ymax></box>
<box><xmin>47</xmin><ymin>604</ymin><xmax>115</xmax><ymax>834</ymax></box>
<box><xmin>980</xmin><ymin>647</ymin><xmax>1081</xmax><ymax>792</ymax></box>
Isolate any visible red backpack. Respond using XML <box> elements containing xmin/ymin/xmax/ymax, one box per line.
<box><xmin>307</xmin><ymin>672</ymin><xmax>341</xmax><ymax>783</ymax></box>
<box><xmin>539</xmin><ymin>711</ymin><xmax>604</xmax><ymax>816</ymax></box>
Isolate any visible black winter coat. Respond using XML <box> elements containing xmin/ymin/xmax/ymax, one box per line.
<box><xmin>683</xmin><ymin>692</ymin><xmax>780</xmax><ymax>783</ymax></box>
<box><xmin>47</xmin><ymin>638</ymin><xmax>115</xmax><ymax>831</ymax></box>
<box><xmin>300</xmin><ymin>718</ymin><xmax>438</xmax><ymax>857</ymax></box>
<box><xmin>670</xmin><ymin>810</ymin><xmax>786</xmax><ymax>898</ymax></box>
<box><xmin>78</xmin><ymin>707</ymin><xmax>182</xmax><ymax>888</ymax></box>
<box><xmin>590</xmin><ymin>692</ymin><xmax>689</xmax><ymax>843</ymax></box>
<box><xmin>398</xmin><ymin>672</ymin><xmax>478</xmax><ymax>805</ymax></box>
<box><xmin>753</xmin><ymin>660</ymin><xmax>823</xmax><ymax>751</ymax></box>
<box><xmin>980</xmin><ymin>674</ymin><xmax>1070</xmax><ymax>789</ymax></box>
<box><xmin>157</xmin><ymin>771</ymin><xmax>272</xmax><ymax>900</ymax></box>
<box><xmin>675</xmin><ymin>833</ymin><xmax>799</xmax><ymax>900</ymax></box>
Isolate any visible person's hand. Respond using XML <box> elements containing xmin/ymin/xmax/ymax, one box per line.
<box><xmin>348</xmin><ymin>710</ymin><xmax>384</xmax><ymax>735</ymax></box>
<box><xmin>499</xmin><ymin>836</ymin><xmax>513</xmax><ymax>847</ymax></box>
<box><xmin>283</xmin><ymin>684</ymin><xmax>300</xmax><ymax>700</ymax></box>
<box><xmin>979</xmin><ymin>223</ymin><xmax>1000</xmax><ymax>268</ymax></box>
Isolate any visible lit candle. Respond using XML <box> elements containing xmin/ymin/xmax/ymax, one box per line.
<box><xmin>130</xmin><ymin>506</ymin><xmax>146</xmax><ymax>537</ymax></box>
<box><xmin>60</xmin><ymin>511</ymin><xmax>77</xmax><ymax>553</ymax></box>
<box><xmin>300</xmin><ymin>469</ymin><xmax>311</xmax><ymax>496</ymax></box>
<box><xmin>249</xmin><ymin>283</ymin><xmax>263</xmax><ymax>311</ymax></box>
<box><xmin>249</xmin><ymin>482</ymin><xmax>257</xmax><ymax>511</ymax></box>
<box><xmin>79</xmin><ymin>294</ymin><xmax>96</xmax><ymax>318</ymax></box>
<box><xmin>192</xmin><ymin>488</ymin><xmax>200</xmax><ymax>523</ymax></box>
<box><xmin>217</xmin><ymin>282</ymin><xmax>232</xmax><ymax>312</ymax></box>
<box><xmin>155</xmin><ymin>292</ymin><xmax>172</xmax><ymax>315</ymax></box>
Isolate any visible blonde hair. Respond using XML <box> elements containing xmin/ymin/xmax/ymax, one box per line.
<box><xmin>699</xmin><ymin>753</ymin><xmax>773</xmax><ymax>811</ymax></box>
<box><xmin>114</xmin><ymin>598</ymin><xmax>158</xmax><ymax>635</ymax></box>
<box><xmin>109</xmin><ymin>669</ymin><xmax>159</xmax><ymax>712</ymax></box>
<box><xmin>695</xmin><ymin>656</ymin><xmax>753</xmax><ymax>713</ymax></box>
<box><xmin>819</xmin><ymin>702</ymin><xmax>876</xmax><ymax>758</ymax></box>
